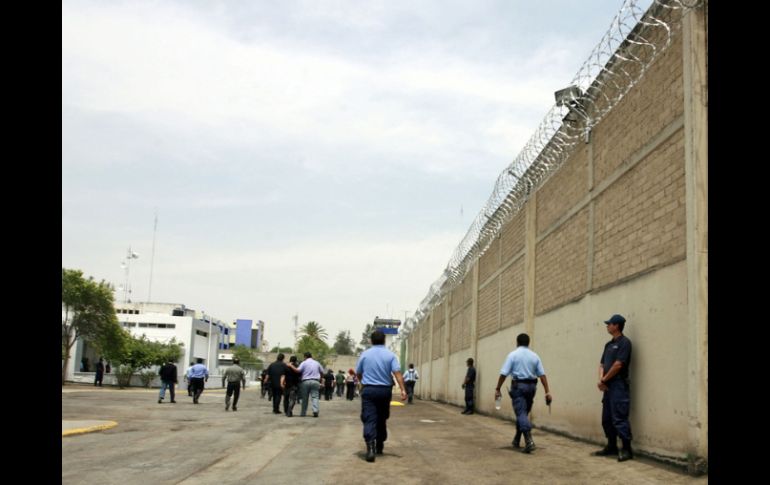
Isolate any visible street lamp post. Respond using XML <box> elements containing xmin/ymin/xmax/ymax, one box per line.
<box><xmin>120</xmin><ymin>246</ymin><xmax>139</xmax><ymax>304</ymax></box>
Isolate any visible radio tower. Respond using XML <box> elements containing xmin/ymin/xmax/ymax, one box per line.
<box><xmin>292</xmin><ymin>314</ymin><xmax>299</xmax><ymax>348</ymax></box>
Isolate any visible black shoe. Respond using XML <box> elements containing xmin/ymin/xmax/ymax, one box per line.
<box><xmin>618</xmin><ymin>449</ymin><xmax>633</xmax><ymax>462</ymax></box>
<box><xmin>313</xmin><ymin>412</ymin><xmax>318</xmax><ymax>417</ymax></box>
<box><xmin>466</xmin><ymin>410</ymin><xmax>474</xmax><ymax>415</ymax></box>
<box><xmin>225</xmin><ymin>403</ymin><xmax>230</xmax><ymax>411</ymax></box>
<box><xmin>366</xmin><ymin>441</ymin><xmax>376</xmax><ymax>462</ymax></box>
<box><xmin>523</xmin><ymin>432</ymin><xmax>535</xmax><ymax>454</ymax></box>
<box><xmin>461</xmin><ymin>410</ymin><xmax>468</xmax><ymax>414</ymax></box>
<box><xmin>592</xmin><ymin>445</ymin><xmax>619</xmax><ymax>456</ymax></box>
<box><xmin>376</xmin><ymin>442</ymin><xmax>384</xmax><ymax>455</ymax></box>
<box><xmin>170</xmin><ymin>400</ymin><xmax>176</xmax><ymax>403</ymax></box>
<box><xmin>513</xmin><ymin>431</ymin><xmax>522</xmax><ymax>449</ymax></box>
<box><xmin>193</xmin><ymin>399</ymin><xmax>199</xmax><ymax>404</ymax></box>
<box><xmin>232</xmin><ymin>406</ymin><xmax>237</xmax><ymax>411</ymax></box>
<box><xmin>158</xmin><ymin>399</ymin><xmax>162</xmax><ymax>404</ymax></box>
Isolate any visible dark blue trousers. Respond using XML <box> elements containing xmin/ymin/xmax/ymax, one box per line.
<box><xmin>361</xmin><ymin>386</ymin><xmax>391</xmax><ymax>443</ymax></box>
<box><xmin>510</xmin><ymin>382</ymin><xmax>537</xmax><ymax>433</ymax></box>
<box><xmin>464</xmin><ymin>384</ymin><xmax>475</xmax><ymax>411</ymax></box>
<box><xmin>602</xmin><ymin>380</ymin><xmax>632</xmax><ymax>442</ymax></box>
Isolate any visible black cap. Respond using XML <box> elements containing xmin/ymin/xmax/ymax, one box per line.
<box><xmin>604</xmin><ymin>314</ymin><xmax>626</xmax><ymax>325</ymax></box>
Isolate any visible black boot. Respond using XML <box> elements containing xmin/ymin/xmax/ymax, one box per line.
<box><xmin>618</xmin><ymin>440</ymin><xmax>633</xmax><ymax>462</ymax></box>
<box><xmin>365</xmin><ymin>441</ymin><xmax>376</xmax><ymax>462</ymax></box>
<box><xmin>523</xmin><ymin>431</ymin><xmax>535</xmax><ymax>453</ymax></box>
<box><xmin>512</xmin><ymin>430</ymin><xmax>522</xmax><ymax>448</ymax></box>
<box><xmin>376</xmin><ymin>441</ymin><xmax>384</xmax><ymax>455</ymax></box>
<box><xmin>592</xmin><ymin>440</ymin><xmax>619</xmax><ymax>456</ymax></box>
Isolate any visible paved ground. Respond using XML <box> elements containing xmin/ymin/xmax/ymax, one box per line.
<box><xmin>62</xmin><ymin>384</ymin><xmax>707</xmax><ymax>484</ymax></box>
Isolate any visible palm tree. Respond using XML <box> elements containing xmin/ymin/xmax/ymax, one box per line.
<box><xmin>301</xmin><ymin>321</ymin><xmax>328</xmax><ymax>342</ymax></box>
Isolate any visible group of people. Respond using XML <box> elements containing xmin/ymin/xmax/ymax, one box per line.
<box><xmin>156</xmin><ymin>358</ymin><xmax>211</xmax><ymax>405</ymax></box>
<box><xmin>452</xmin><ymin>313</ymin><xmax>633</xmax><ymax>462</ymax></box>
<box><xmin>144</xmin><ymin>312</ymin><xmax>632</xmax><ymax>465</ymax></box>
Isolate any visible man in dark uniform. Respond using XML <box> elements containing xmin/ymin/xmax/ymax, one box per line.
<box><xmin>461</xmin><ymin>358</ymin><xmax>476</xmax><ymax>414</ymax></box>
<box><xmin>265</xmin><ymin>353</ymin><xmax>288</xmax><ymax>414</ymax></box>
<box><xmin>592</xmin><ymin>313</ymin><xmax>634</xmax><ymax>462</ymax></box>
<box><xmin>356</xmin><ymin>330</ymin><xmax>407</xmax><ymax>462</ymax></box>
<box><xmin>282</xmin><ymin>355</ymin><xmax>301</xmax><ymax>417</ymax></box>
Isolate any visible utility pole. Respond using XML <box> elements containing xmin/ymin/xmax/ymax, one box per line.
<box><xmin>148</xmin><ymin>210</ymin><xmax>158</xmax><ymax>302</ymax></box>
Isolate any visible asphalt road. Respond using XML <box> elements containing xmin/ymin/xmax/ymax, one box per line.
<box><xmin>62</xmin><ymin>384</ymin><xmax>706</xmax><ymax>484</ymax></box>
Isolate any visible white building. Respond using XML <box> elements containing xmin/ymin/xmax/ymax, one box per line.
<box><xmin>64</xmin><ymin>302</ymin><xmax>228</xmax><ymax>383</ymax></box>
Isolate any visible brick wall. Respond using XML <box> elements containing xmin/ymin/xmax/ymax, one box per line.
<box><xmin>500</xmin><ymin>256</ymin><xmax>525</xmax><ymax>328</ymax></box>
<box><xmin>536</xmin><ymin>144</ymin><xmax>590</xmax><ymax>234</ymax></box>
<box><xmin>479</xmin><ymin>237</ymin><xmax>500</xmax><ymax>284</ymax></box>
<box><xmin>593</xmin><ymin>130</ymin><xmax>686</xmax><ymax>288</ymax></box>
<box><xmin>593</xmin><ymin>35</ymin><xmax>684</xmax><ymax>186</ymax></box>
<box><xmin>477</xmin><ymin>276</ymin><xmax>500</xmax><ymax>338</ymax></box>
<box><xmin>432</xmin><ymin>316</ymin><xmax>445</xmax><ymax>359</ymax></box>
<box><xmin>501</xmin><ymin>208</ymin><xmax>526</xmax><ymax>265</ymax></box>
<box><xmin>535</xmin><ymin>207</ymin><xmax>590</xmax><ymax>315</ymax></box>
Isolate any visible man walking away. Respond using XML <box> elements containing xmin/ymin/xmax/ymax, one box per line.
<box><xmin>494</xmin><ymin>333</ymin><xmax>552</xmax><ymax>453</ymax></box>
<box><xmin>283</xmin><ymin>355</ymin><xmax>301</xmax><ymax>417</ymax></box>
<box><xmin>222</xmin><ymin>357</ymin><xmax>246</xmax><ymax>411</ymax></box>
<box><xmin>290</xmin><ymin>352</ymin><xmax>325</xmax><ymax>417</ymax></box>
<box><xmin>356</xmin><ymin>330</ymin><xmax>407</xmax><ymax>462</ymax></box>
<box><xmin>336</xmin><ymin>370</ymin><xmax>346</xmax><ymax>397</ymax></box>
<box><xmin>158</xmin><ymin>359</ymin><xmax>178</xmax><ymax>404</ymax></box>
<box><xmin>187</xmin><ymin>358</ymin><xmax>209</xmax><ymax>404</ymax></box>
<box><xmin>265</xmin><ymin>353</ymin><xmax>288</xmax><ymax>414</ymax></box>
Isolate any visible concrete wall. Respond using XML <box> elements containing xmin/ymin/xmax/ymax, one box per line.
<box><xmin>405</xmin><ymin>5</ymin><xmax>707</xmax><ymax>469</ymax></box>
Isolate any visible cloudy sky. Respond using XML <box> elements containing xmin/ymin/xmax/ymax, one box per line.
<box><xmin>62</xmin><ymin>0</ymin><xmax>648</xmax><ymax>349</ymax></box>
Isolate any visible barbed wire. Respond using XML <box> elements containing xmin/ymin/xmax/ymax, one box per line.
<box><xmin>401</xmin><ymin>0</ymin><xmax>702</xmax><ymax>337</ymax></box>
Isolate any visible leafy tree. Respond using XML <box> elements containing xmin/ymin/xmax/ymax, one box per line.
<box><xmin>270</xmin><ymin>346</ymin><xmax>294</xmax><ymax>353</ymax></box>
<box><xmin>61</xmin><ymin>268</ymin><xmax>124</xmax><ymax>385</ymax></box>
<box><xmin>333</xmin><ymin>330</ymin><xmax>355</xmax><ymax>355</ymax></box>
<box><xmin>296</xmin><ymin>335</ymin><xmax>330</xmax><ymax>366</ymax></box>
<box><xmin>109</xmin><ymin>335</ymin><xmax>184</xmax><ymax>388</ymax></box>
<box><xmin>231</xmin><ymin>344</ymin><xmax>263</xmax><ymax>369</ymax></box>
<box><xmin>300</xmin><ymin>321</ymin><xmax>328</xmax><ymax>342</ymax></box>
<box><xmin>359</xmin><ymin>323</ymin><xmax>375</xmax><ymax>350</ymax></box>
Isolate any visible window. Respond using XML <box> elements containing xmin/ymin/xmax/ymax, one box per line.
<box><xmin>196</xmin><ymin>330</ymin><xmax>208</xmax><ymax>337</ymax></box>
<box><xmin>121</xmin><ymin>322</ymin><xmax>136</xmax><ymax>328</ymax></box>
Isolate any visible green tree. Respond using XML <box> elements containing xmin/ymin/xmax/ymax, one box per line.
<box><xmin>358</xmin><ymin>323</ymin><xmax>375</xmax><ymax>352</ymax></box>
<box><xmin>296</xmin><ymin>335</ymin><xmax>330</xmax><ymax>366</ymax></box>
<box><xmin>333</xmin><ymin>330</ymin><xmax>355</xmax><ymax>355</ymax></box>
<box><xmin>61</xmin><ymin>268</ymin><xmax>124</xmax><ymax>385</ymax></box>
<box><xmin>110</xmin><ymin>334</ymin><xmax>184</xmax><ymax>388</ymax></box>
<box><xmin>269</xmin><ymin>346</ymin><xmax>294</xmax><ymax>353</ymax></box>
<box><xmin>300</xmin><ymin>321</ymin><xmax>328</xmax><ymax>342</ymax></box>
<box><xmin>231</xmin><ymin>345</ymin><xmax>263</xmax><ymax>369</ymax></box>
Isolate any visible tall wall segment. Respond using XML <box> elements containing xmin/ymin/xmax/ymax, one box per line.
<box><xmin>403</xmin><ymin>1</ymin><xmax>707</xmax><ymax>470</ymax></box>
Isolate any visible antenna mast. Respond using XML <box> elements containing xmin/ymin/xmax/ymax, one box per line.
<box><xmin>148</xmin><ymin>210</ymin><xmax>158</xmax><ymax>301</ymax></box>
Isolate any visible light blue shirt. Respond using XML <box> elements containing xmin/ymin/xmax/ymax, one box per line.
<box><xmin>298</xmin><ymin>357</ymin><xmax>324</xmax><ymax>381</ymax></box>
<box><xmin>356</xmin><ymin>345</ymin><xmax>401</xmax><ymax>386</ymax></box>
<box><xmin>499</xmin><ymin>346</ymin><xmax>545</xmax><ymax>380</ymax></box>
<box><xmin>187</xmin><ymin>363</ymin><xmax>209</xmax><ymax>379</ymax></box>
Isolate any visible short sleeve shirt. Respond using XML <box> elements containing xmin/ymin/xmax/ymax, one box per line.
<box><xmin>600</xmin><ymin>335</ymin><xmax>632</xmax><ymax>381</ymax></box>
<box><xmin>465</xmin><ymin>367</ymin><xmax>476</xmax><ymax>385</ymax></box>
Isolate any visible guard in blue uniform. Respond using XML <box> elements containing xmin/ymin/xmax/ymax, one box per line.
<box><xmin>356</xmin><ymin>330</ymin><xmax>407</xmax><ymax>462</ymax></box>
<box><xmin>495</xmin><ymin>333</ymin><xmax>552</xmax><ymax>453</ymax></box>
<box><xmin>593</xmin><ymin>313</ymin><xmax>633</xmax><ymax>462</ymax></box>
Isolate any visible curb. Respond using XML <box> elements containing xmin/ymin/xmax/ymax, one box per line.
<box><xmin>62</xmin><ymin>421</ymin><xmax>119</xmax><ymax>437</ymax></box>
